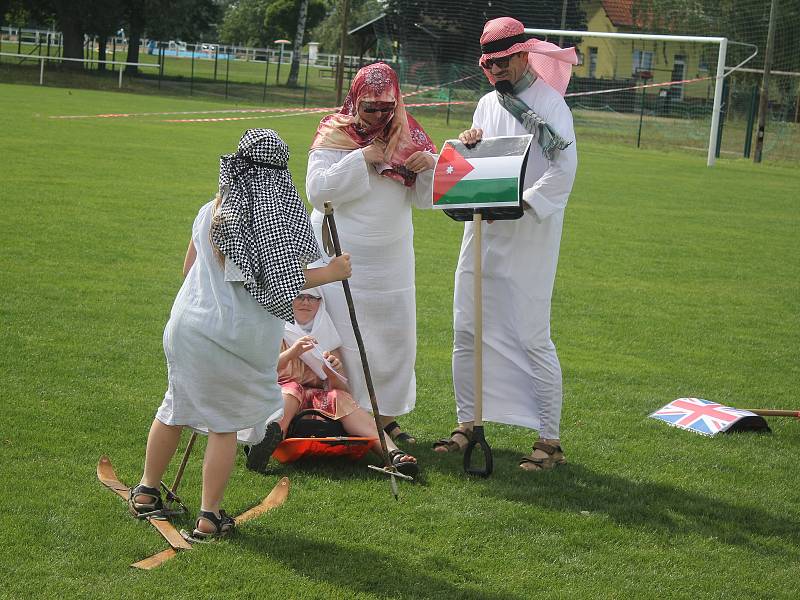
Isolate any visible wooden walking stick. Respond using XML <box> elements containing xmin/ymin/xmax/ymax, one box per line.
<box><xmin>322</xmin><ymin>202</ymin><xmax>412</xmax><ymax>499</ymax></box>
<box><xmin>161</xmin><ymin>431</ymin><xmax>197</xmax><ymax>514</ymax></box>
<box><xmin>463</xmin><ymin>211</ymin><xmax>494</xmax><ymax>477</ymax></box>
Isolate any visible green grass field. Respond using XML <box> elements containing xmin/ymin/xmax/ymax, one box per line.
<box><xmin>1</xmin><ymin>82</ymin><xmax>799</xmax><ymax>599</ymax></box>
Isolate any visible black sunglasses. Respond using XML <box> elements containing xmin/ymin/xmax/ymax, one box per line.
<box><xmin>362</xmin><ymin>103</ymin><xmax>396</xmax><ymax>114</ymax></box>
<box><xmin>481</xmin><ymin>53</ymin><xmax>520</xmax><ymax>69</ymax></box>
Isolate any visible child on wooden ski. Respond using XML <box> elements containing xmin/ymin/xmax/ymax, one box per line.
<box><xmin>129</xmin><ymin>129</ymin><xmax>351</xmax><ymax>540</ymax></box>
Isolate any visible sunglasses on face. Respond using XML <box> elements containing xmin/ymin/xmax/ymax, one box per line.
<box><xmin>361</xmin><ymin>103</ymin><xmax>396</xmax><ymax>114</ymax></box>
<box><xmin>295</xmin><ymin>294</ymin><xmax>322</xmax><ymax>304</ymax></box>
<box><xmin>481</xmin><ymin>54</ymin><xmax>517</xmax><ymax>69</ymax></box>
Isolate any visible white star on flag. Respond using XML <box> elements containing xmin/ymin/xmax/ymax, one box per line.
<box><xmin>446</xmin><ymin>165</ymin><xmax>454</xmax><ymax>174</ymax></box>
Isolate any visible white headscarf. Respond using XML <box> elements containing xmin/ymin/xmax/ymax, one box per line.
<box><xmin>283</xmin><ymin>287</ymin><xmax>343</xmax><ymax>380</ymax></box>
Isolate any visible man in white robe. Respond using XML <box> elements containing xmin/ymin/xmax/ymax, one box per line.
<box><xmin>433</xmin><ymin>17</ymin><xmax>578</xmax><ymax>471</ymax></box>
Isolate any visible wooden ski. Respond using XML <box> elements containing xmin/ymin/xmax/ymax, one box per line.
<box><xmin>131</xmin><ymin>476</ymin><xmax>291</xmax><ymax>570</ymax></box>
<box><xmin>97</xmin><ymin>456</ymin><xmax>192</xmax><ymax>553</ymax></box>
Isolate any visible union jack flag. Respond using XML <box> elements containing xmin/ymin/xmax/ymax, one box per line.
<box><xmin>649</xmin><ymin>398</ymin><xmax>755</xmax><ymax>436</ymax></box>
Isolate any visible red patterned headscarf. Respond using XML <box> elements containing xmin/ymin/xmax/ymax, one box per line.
<box><xmin>310</xmin><ymin>62</ymin><xmax>436</xmax><ymax>187</ymax></box>
<box><xmin>479</xmin><ymin>17</ymin><xmax>578</xmax><ymax>96</ymax></box>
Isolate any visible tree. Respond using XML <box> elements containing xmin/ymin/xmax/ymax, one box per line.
<box><xmin>262</xmin><ymin>0</ymin><xmax>324</xmax><ymax>43</ymax></box>
<box><xmin>2</xmin><ymin>1</ymin><xmax>30</xmax><ymax>39</ymax></box>
<box><xmin>85</xmin><ymin>0</ymin><xmax>126</xmax><ymax>71</ymax></box>
<box><xmin>218</xmin><ymin>0</ymin><xmax>271</xmax><ymax>47</ymax></box>
<box><xmin>286</xmin><ymin>0</ymin><xmax>309</xmax><ymax>87</ymax></box>
<box><xmin>122</xmin><ymin>0</ymin><xmax>144</xmax><ymax>73</ymax></box>
<box><xmin>309</xmin><ymin>0</ymin><xmax>383</xmax><ymax>55</ymax></box>
<box><xmin>144</xmin><ymin>0</ymin><xmax>220</xmax><ymax>42</ymax></box>
<box><xmin>122</xmin><ymin>0</ymin><xmax>220</xmax><ymax>73</ymax></box>
<box><xmin>1</xmin><ymin>0</ymin><xmax>15</xmax><ymax>25</ymax></box>
<box><xmin>261</xmin><ymin>0</ymin><xmax>324</xmax><ymax>85</ymax></box>
<box><xmin>16</xmin><ymin>0</ymin><xmax>102</xmax><ymax>66</ymax></box>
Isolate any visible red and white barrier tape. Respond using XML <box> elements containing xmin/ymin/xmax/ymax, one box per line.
<box><xmin>49</xmin><ymin>73</ymin><xmax>713</xmax><ymax>121</ymax></box>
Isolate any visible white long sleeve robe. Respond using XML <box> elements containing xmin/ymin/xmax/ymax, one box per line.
<box><xmin>306</xmin><ymin>149</ymin><xmax>434</xmax><ymax>416</ymax></box>
<box><xmin>453</xmin><ymin>78</ymin><xmax>577</xmax><ymax>437</ymax></box>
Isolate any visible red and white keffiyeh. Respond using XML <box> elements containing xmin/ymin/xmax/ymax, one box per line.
<box><xmin>479</xmin><ymin>17</ymin><xmax>578</xmax><ymax>96</ymax></box>
<box><xmin>310</xmin><ymin>62</ymin><xmax>436</xmax><ymax>187</ymax></box>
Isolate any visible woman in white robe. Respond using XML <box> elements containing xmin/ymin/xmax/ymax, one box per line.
<box><xmin>305</xmin><ymin>62</ymin><xmax>436</xmax><ymax>443</ymax></box>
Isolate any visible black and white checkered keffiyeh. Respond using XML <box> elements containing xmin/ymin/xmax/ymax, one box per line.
<box><xmin>211</xmin><ymin>129</ymin><xmax>321</xmax><ymax>322</ymax></box>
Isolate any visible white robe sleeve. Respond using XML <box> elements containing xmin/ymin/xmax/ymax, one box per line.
<box><xmin>306</xmin><ymin>148</ymin><xmax>372</xmax><ymax>212</ymax></box>
<box><xmin>471</xmin><ymin>96</ymin><xmax>487</xmax><ymax>130</ymax></box>
<box><xmin>409</xmin><ymin>157</ymin><xmax>436</xmax><ymax>210</ymax></box>
<box><xmin>521</xmin><ymin>100</ymin><xmax>578</xmax><ymax>223</ymax></box>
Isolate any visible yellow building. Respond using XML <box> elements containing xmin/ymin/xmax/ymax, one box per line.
<box><xmin>572</xmin><ymin>0</ymin><xmax>715</xmax><ymax>102</ymax></box>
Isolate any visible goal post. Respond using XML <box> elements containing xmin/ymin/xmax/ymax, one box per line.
<box><xmin>525</xmin><ymin>28</ymin><xmax>729</xmax><ymax>167</ymax></box>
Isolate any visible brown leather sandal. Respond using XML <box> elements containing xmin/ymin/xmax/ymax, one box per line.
<box><xmin>519</xmin><ymin>440</ymin><xmax>567</xmax><ymax>471</ymax></box>
<box><xmin>432</xmin><ymin>428</ymin><xmax>473</xmax><ymax>453</ymax></box>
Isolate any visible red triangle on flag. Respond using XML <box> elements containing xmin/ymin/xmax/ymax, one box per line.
<box><xmin>433</xmin><ymin>143</ymin><xmax>475</xmax><ymax>203</ymax></box>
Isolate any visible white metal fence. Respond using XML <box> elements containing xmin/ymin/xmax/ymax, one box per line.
<box><xmin>0</xmin><ymin>26</ymin><xmax>363</xmax><ymax>68</ymax></box>
<box><xmin>0</xmin><ymin>51</ymin><xmax>158</xmax><ymax>87</ymax></box>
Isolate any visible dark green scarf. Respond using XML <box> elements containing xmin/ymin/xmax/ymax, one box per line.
<box><xmin>496</xmin><ymin>70</ymin><xmax>572</xmax><ymax>160</ymax></box>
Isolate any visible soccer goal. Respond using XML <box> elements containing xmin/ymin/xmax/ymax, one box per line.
<box><xmin>526</xmin><ymin>28</ymin><xmax>734</xmax><ymax>167</ymax></box>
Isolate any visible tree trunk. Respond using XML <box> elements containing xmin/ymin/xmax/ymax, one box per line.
<box><xmin>125</xmin><ymin>3</ymin><xmax>145</xmax><ymax>75</ymax></box>
<box><xmin>287</xmin><ymin>0</ymin><xmax>309</xmax><ymax>88</ymax></box>
<box><xmin>60</xmin><ymin>15</ymin><xmax>85</xmax><ymax>69</ymax></box>
<box><xmin>98</xmin><ymin>38</ymin><xmax>107</xmax><ymax>71</ymax></box>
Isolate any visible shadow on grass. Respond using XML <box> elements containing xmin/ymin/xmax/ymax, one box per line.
<box><xmin>255</xmin><ymin>453</ymin><xmax>432</xmax><ymax>487</ymax></box>
<box><xmin>418</xmin><ymin>445</ymin><xmax>800</xmax><ymax>557</ymax></box>
<box><xmin>236</xmin><ymin>529</ymin><xmax>522</xmax><ymax>600</ymax></box>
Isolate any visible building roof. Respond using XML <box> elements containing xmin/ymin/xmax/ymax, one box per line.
<box><xmin>601</xmin><ymin>0</ymin><xmax>635</xmax><ymax>27</ymax></box>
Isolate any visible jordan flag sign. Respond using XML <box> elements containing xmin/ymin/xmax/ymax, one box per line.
<box><xmin>432</xmin><ymin>135</ymin><xmax>533</xmax><ymax>215</ymax></box>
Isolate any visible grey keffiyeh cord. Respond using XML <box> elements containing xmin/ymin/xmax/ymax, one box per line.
<box><xmin>496</xmin><ymin>70</ymin><xmax>572</xmax><ymax>160</ymax></box>
<box><xmin>211</xmin><ymin>128</ymin><xmax>321</xmax><ymax>322</ymax></box>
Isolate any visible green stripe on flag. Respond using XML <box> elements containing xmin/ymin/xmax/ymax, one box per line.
<box><xmin>435</xmin><ymin>177</ymin><xmax>519</xmax><ymax>207</ymax></box>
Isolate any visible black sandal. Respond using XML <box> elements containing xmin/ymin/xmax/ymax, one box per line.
<box><xmin>383</xmin><ymin>420</ymin><xmax>416</xmax><ymax>445</ymax></box>
<box><xmin>128</xmin><ymin>484</ymin><xmax>164</xmax><ymax>519</ymax></box>
<box><xmin>189</xmin><ymin>509</ymin><xmax>235</xmax><ymax>541</ymax></box>
<box><xmin>389</xmin><ymin>448</ymin><xmax>419</xmax><ymax>477</ymax></box>
<box><xmin>245</xmin><ymin>421</ymin><xmax>283</xmax><ymax>473</ymax></box>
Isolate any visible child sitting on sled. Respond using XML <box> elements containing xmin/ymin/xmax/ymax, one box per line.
<box><xmin>245</xmin><ymin>286</ymin><xmax>419</xmax><ymax>476</ymax></box>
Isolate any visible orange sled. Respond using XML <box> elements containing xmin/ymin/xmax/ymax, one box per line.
<box><xmin>272</xmin><ymin>409</ymin><xmax>377</xmax><ymax>464</ymax></box>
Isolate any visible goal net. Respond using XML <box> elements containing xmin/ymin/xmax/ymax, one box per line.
<box><xmin>370</xmin><ymin>0</ymin><xmax>799</xmax><ymax>164</ymax></box>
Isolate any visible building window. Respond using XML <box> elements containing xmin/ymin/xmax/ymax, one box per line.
<box><xmin>670</xmin><ymin>55</ymin><xmax>686</xmax><ymax>101</ymax></box>
<box><xmin>633</xmin><ymin>49</ymin><xmax>654</xmax><ymax>75</ymax></box>
<box><xmin>588</xmin><ymin>47</ymin><xmax>598</xmax><ymax>78</ymax></box>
